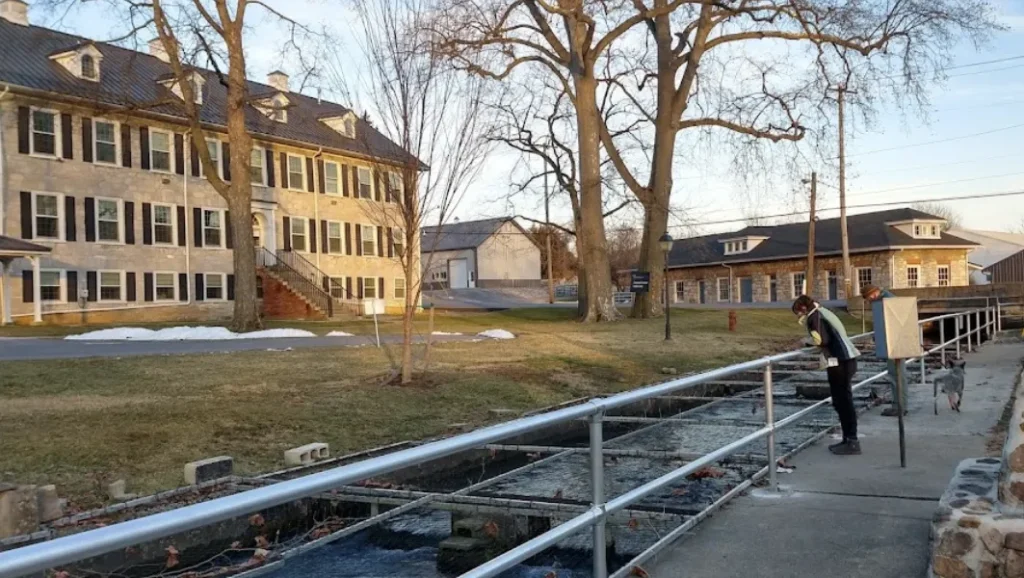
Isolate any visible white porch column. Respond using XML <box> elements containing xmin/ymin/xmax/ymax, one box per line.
<box><xmin>0</xmin><ymin>260</ymin><xmax>10</xmax><ymax>326</ymax></box>
<box><xmin>31</xmin><ymin>256</ymin><xmax>41</xmax><ymax>323</ymax></box>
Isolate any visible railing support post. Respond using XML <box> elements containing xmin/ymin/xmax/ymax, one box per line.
<box><xmin>998</xmin><ymin>300</ymin><xmax>1003</xmax><ymax>333</ymax></box>
<box><xmin>956</xmin><ymin>314</ymin><xmax>962</xmax><ymax>359</ymax></box>
<box><xmin>589</xmin><ymin>413</ymin><xmax>607</xmax><ymax>578</ymax></box>
<box><xmin>920</xmin><ymin>324</ymin><xmax>927</xmax><ymax>387</ymax></box>
<box><xmin>940</xmin><ymin>319</ymin><xmax>946</xmax><ymax>367</ymax></box>
<box><xmin>976</xmin><ymin>310</ymin><xmax>983</xmax><ymax>348</ymax></box>
<box><xmin>764</xmin><ymin>363</ymin><xmax>777</xmax><ymax>492</ymax></box>
<box><xmin>966</xmin><ymin>313</ymin><xmax>972</xmax><ymax>353</ymax></box>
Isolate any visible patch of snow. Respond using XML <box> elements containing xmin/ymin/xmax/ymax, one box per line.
<box><xmin>432</xmin><ymin>331</ymin><xmax>463</xmax><ymax>336</ymax></box>
<box><xmin>326</xmin><ymin>331</ymin><xmax>355</xmax><ymax>337</ymax></box>
<box><xmin>477</xmin><ymin>329</ymin><xmax>516</xmax><ymax>340</ymax></box>
<box><xmin>65</xmin><ymin>326</ymin><xmax>315</xmax><ymax>341</ymax></box>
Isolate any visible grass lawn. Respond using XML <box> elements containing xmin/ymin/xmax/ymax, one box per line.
<box><xmin>0</xmin><ymin>307</ymin><xmax>864</xmax><ymax>508</ymax></box>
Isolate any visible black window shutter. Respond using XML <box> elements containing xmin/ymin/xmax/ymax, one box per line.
<box><xmin>345</xmin><ymin>223</ymin><xmax>352</xmax><ymax>256</ymax></box>
<box><xmin>142</xmin><ymin>203</ymin><xmax>153</xmax><ymax>245</ymax></box>
<box><xmin>124</xmin><ymin>201</ymin><xmax>135</xmax><ymax>245</ymax></box>
<box><xmin>357</xmin><ymin>277</ymin><xmax>364</xmax><ymax>299</ymax></box>
<box><xmin>225</xmin><ymin>211</ymin><xmax>233</xmax><ymax>249</ymax></box>
<box><xmin>227</xmin><ymin>275</ymin><xmax>235</xmax><ymax>301</ymax></box>
<box><xmin>279</xmin><ymin>152</ymin><xmax>289</xmax><ymax>189</ymax></box>
<box><xmin>376</xmin><ymin>226</ymin><xmax>384</xmax><ymax>257</ymax></box>
<box><xmin>81</xmin><ymin>117</ymin><xmax>93</xmax><ymax>163</ymax></box>
<box><xmin>195</xmin><ymin>273</ymin><xmax>205</xmax><ymax>301</ymax></box>
<box><xmin>174</xmin><ymin>134</ymin><xmax>185</xmax><ymax>175</ymax></box>
<box><xmin>317</xmin><ymin>159</ymin><xmax>326</xmax><ymax>194</ymax></box>
<box><xmin>190</xmin><ymin>138</ymin><xmax>200</xmax><ymax>177</ymax></box>
<box><xmin>342</xmin><ymin>165</ymin><xmax>350</xmax><ymax>197</ymax></box>
<box><xmin>346</xmin><ymin>277</ymin><xmax>352</xmax><ymax>299</ymax></box>
<box><xmin>17</xmin><ymin>106</ymin><xmax>29</xmax><ymax>154</ymax></box>
<box><xmin>67</xmin><ymin>271</ymin><xmax>78</xmax><ymax>302</ymax></box>
<box><xmin>355</xmin><ymin>225</ymin><xmax>362</xmax><ymax>256</ymax></box>
<box><xmin>222</xmin><ymin>142</ymin><xmax>231</xmax><ymax>182</ymax></box>
<box><xmin>387</xmin><ymin>227</ymin><xmax>394</xmax><ymax>258</ymax></box>
<box><xmin>139</xmin><ymin>126</ymin><xmax>150</xmax><ymax>170</ymax></box>
<box><xmin>121</xmin><ymin>125</ymin><xmax>132</xmax><ymax>168</ymax></box>
<box><xmin>321</xmin><ymin>220</ymin><xmax>328</xmax><ymax>253</ymax></box>
<box><xmin>374</xmin><ymin>169</ymin><xmax>382</xmax><ymax>202</ymax></box>
<box><xmin>306</xmin><ymin>157</ymin><xmax>315</xmax><ymax>192</ymax></box>
<box><xmin>193</xmin><ymin>207</ymin><xmax>203</xmax><ymax>247</ymax></box>
<box><xmin>309</xmin><ymin>218</ymin><xmax>317</xmax><ymax>254</ymax></box>
<box><xmin>65</xmin><ymin>196</ymin><xmax>76</xmax><ymax>242</ymax></box>
<box><xmin>378</xmin><ymin>277</ymin><xmax>384</xmax><ymax>299</ymax></box>
<box><xmin>177</xmin><ymin>206</ymin><xmax>187</xmax><ymax>246</ymax></box>
<box><xmin>178</xmin><ymin>273</ymin><xmax>189</xmax><ymax>302</ymax></box>
<box><xmin>60</xmin><ymin>113</ymin><xmax>73</xmax><ymax>160</ymax></box>
<box><xmin>283</xmin><ymin>217</ymin><xmax>292</xmax><ymax>251</ymax></box>
<box><xmin>144</xmin><ymin>273</ymin><xmax>154</xmax><ymax>302</ymax></box>
<box><xmin>126</xmin><ymin>272</ymin><xmax>137</xmax><ymax>302</ymax></box>
<box><xmin>84</xmin><ymin>197</ymin><xmax>96</xmax><ymax>242</ymax></box>
<box><xmin>20</xmin><ymin>192</ymin><xmax>32</xmax><ymax>239</ymax></box>
<box><xmin>86</xmin><ymin>271</ymin><xmax>97</xmax><ymax>302</ymax></box>
<box><xmin>266</xmin><ymin>147</ymin><xmax>276</xmax><ymax>187</ymax></box>
<box><xmin>21</xmin><ymin>270</ymin><xmax>33</xmax><ymax>303</ymax></box>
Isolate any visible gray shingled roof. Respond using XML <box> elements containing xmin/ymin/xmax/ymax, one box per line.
<box><xmin>0</xmin><ymin>19</ymin><xmax>415</xmax><ymax>165</ymax></box>
<box><xmin>0</xmin><ymin>235</ymin><xmax>51</xmax><ymax>254</ymax></box>
<box><xmin>422</xmin><ymin>218</ymin><xmax>533</xmax><ymax>253</ymax></box>
<box><xmin>669</xmin><ymin>208</ymin><xmax>977</xmax><ymax>268</ymax></box>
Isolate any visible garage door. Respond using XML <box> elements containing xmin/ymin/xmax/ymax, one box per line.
<box><xmin>449</xmin><ymin>259</ymin><xmax>469</xmax><ymax>289</ymax></box>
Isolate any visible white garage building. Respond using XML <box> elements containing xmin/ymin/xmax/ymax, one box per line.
<box><xmin>421</xmin><ymin>218</ymin><xmax>542</xmax><ymax>289</ymax></box>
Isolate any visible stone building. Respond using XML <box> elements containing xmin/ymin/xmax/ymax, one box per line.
<box><xmin>666</xmin><ymin>208</ymin><xmax>977</xmax><ymax>305</ymax></box>
<box><xmin>0</xmin><ymin>2</ymin><xmax>417</xmax><ymax>324</ymax></box>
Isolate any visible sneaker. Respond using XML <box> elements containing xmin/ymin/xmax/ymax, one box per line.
<box><xmin>829</xmin><ymin>440</ymin><xmax>862</xmax><ymax>456</ymax></box>
<box><xmin>828</xmin><ymin>439</ymin><xmax>847</xmax><ymax>452</ymax></box>
<box><xmin>881</xmin><ymin>407</ymin><xmax>907</xmax><ymax>417</ymax></box>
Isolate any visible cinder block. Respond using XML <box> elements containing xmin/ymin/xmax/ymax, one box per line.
<box><xmin>107</xmin><ymin>479</ymin><xmax>138</xmax><ymax>502</ymax></box>
<box><xmin>184</xmin><ymin>456</ymin><xmax>234</xmax><ymax>485</ymax></box>
<box><xmin>0</xmin><ymin>485</ymin><xmax>40</xmax><ymax>539</ymax></box>
<box><xmin>36</xmin><ymin>485</ymin><xmax>63</xmax><ymax>522</ymax></box>
<box><xmin>284</xmin><ymin>443</ymin><xmax>330</xmax><ymax>466</ymax></box>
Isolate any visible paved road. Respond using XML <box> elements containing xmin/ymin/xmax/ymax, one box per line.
<box><xmin>648</xmin><ymin>339</ymin><xmax>1019</xmax><ymax>578</ymax></box>
<box><xmin>0</xmin><ymin>334</ymin><xmax>477</xmax><ymax>361</ymax></box>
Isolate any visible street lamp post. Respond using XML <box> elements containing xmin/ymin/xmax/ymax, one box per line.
<box><xmin>660</xmin><ymin>233</ymin><xmax>674</xmax><ymax>341</ymax></box>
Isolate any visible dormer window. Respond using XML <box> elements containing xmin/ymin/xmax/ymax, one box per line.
<box><xmin>159</xmin><ymin>71</ymin><xmax>205</xmax><ymax>105</ymax></box>
<box><xmin>320</xmin><ymin>112</ymin><xmax>358</xmax><ymax>138</ymax></box>
<box><xmin>255</xmin><ymin>93</ymin><xmax>289</xmax><ymax>123</ymax></box>
<box><xmin>81</xmin><ymin>55</ymin><xmax>97</xmax><ymax>80</ymax></box>
<box><xmin>49</xmin><ymin>43</ymin><xmax>103</xmax><ymax>82</ymax></box>
<box><xmin>911</xmin><ymin>223</ymin><xmax>942</xmax><ymax>239</ymax></box>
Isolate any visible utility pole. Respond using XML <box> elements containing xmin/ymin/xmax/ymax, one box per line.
<box><xmin>836</xmin><ymin>85</ymin><xmax>855</xmax><ymax>301</ymax></box>
<box><xmin>544</xmin><ymin>168</ymin><xmax>555</xmax><ymax>304</ymax></box>
<box><xmin>807</xmin><ymin>172</ymin><xmax>817</xmax><ymax>298</ymax></box>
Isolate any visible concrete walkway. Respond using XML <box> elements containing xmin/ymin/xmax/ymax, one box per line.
<box><xmin>647</xmin><ymin>341</ymin><xmax>1021</xmax><ymax>578</ymax></box>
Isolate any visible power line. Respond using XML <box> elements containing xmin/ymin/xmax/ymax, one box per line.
<box><xmin>850</xmin><ymin>170</ymin><xmax>1024</xmax><ymax>198</ymax></box>
<box><xmin>847</xmin><ymin>122</ymin><xmax>1024</xmax><ymax>158</ymax></box>
<box><xmin>861</xmin><ymin>54</ymin><xmax>1024</xmax><ymax>83</ymax></box>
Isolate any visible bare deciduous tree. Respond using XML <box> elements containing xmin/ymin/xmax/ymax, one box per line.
<box><xmin>913</xmin><ymin>202</ymin><xmax>964</xmax><ymax>231</ymax></box>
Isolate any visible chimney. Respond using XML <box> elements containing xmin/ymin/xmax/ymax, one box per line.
<box><xmin>148</xmin><ymin>38</ymin><xmax>169</xmax><ymax>63</ymax></box>
<box><xmin>267</xmin><ymin>70</ymin><xmax>289</xmax><ymax>92</ymax></box>
<box><xmin>0</xmin><ymin>0</ymin><xmax>29</xmax><ymax>26</ymax></box>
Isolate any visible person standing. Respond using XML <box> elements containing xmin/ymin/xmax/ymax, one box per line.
<box><xmin>861</xmin><ymin>285</ymin><xmax>907</xmax><ymax>417</ymax></box>
<box><xmin>792</xmin><ymin>295</ymin><xmax>862</xmax><ymax>455</ymax></box>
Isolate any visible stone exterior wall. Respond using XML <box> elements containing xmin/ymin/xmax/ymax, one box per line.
<box><xmin>1</xmin><ymin>95</ymin><xmax>414</xmax><ymax>324</ymax></box>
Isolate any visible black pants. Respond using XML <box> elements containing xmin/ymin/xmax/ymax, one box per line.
<box><xmin>827</xmin><ymin>359</ymin><xmax>859</xmax><ymax>441</ymax></box>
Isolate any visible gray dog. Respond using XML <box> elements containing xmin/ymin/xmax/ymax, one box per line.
<box><xmin>933</xmin><ymin>359</ymin><xmax>967</xmax><ymax>414</ymax></box>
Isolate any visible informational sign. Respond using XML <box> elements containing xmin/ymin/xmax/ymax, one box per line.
<box><xmin>630</xmin><ymin>272</ymin><xmax>651</xmax><ymax>294</ymax></box>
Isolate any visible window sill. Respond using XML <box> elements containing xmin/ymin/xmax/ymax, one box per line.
<box><xmin>202</xmin><ymin>245</ymin><xmax>228</xmax><ymax>250</ymax></box>
<box><xmin>98</xmin><ymin>299</ymin><xmax>127</xmax><ymax>304</ymax></box>
<box><xmin>95</xmin><ymin>240</ymin><xmax>125</xmax><ymax>245</ymax></box>
<box><xmin>93</xmin><ymin>161</ymin><xmax>122</xmax><ymax>169</ymax></box>
<box><xmin>29</xmin><ymin>153</ymin><xmax>61</xmax><ymax>161</ymax></box>
<box><xmin>149</xmin><ymin>168</ymin><xmax>175</xmax><ymax>175</ymax></box>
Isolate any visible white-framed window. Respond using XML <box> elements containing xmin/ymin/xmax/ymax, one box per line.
<box><xmin>327</xmin><ymin>221</ymin><xmax>343</xmax><ymax>254</ymax></box>
<box><xmin>912</xmin><ymin>223</ymin><xmax>941</xmax><ymax>239</ymax></box>
<box><xmin>769</xmin><ymin>274</ymin><xmax>778</xmax><ymax>302</ymax></box>
<box><xmin>387</xmin><ymin>171</ymin><xmax>402</xmax><ymax>202</ymax></box>
<box><xmin>724</xmin><ymin>240</ymin><xmax>749</xmax><ymax>256</ymax></box>
<box><xmin>202</xmin><ymin>139</ymin><xmax>221</xmax><ymax>178</ymax></box>
<box><xmin>855</xmin><ymin>267</ymin><xmax>873</xmax><ymax>295</ymax></box>
<box><xmin>203</xmin><ymin>209</ymin><xmax>225</xmax><ymax>248</ymax></box>
<box><xmin>81</xmin><ymin>54</ymin><xmax>98</xmax><ymax>80</ymax></box>
<box><xmin>907</xmin><ymin>265</ymin><xmax>920</xmax><ymax>288</ymax></box>
<box><xmin>96</xmin><ymin>197</ymin><xmax>123</xmax><ymax>243</ymax></box>
<box><xmin>394</xmin><ymin>277</ymin><xmax>406</xmax><ymax>300</ymax></box>
<box><xmin>357</xmin><ymin>167</ymin><xmax>373</xmax><ymax>199</ymax></box>
<box><xmin>324</xmin><ymin>161</ymin><xmax>340</xmax><ymax>195</ymax></box>
<box><xmin>32</xmin><ymin>192</ymin><xmax>63</xmax><ymax>240</ymax></box>
<box><xmin>792</xmin><ymin>271</ymin><xmax>807</xmax><ymax>298</ymax></box>
<box><xmin>152</xmin><ymin>203</ymin><xmax>176</xmax><ymax>245</ymax></box>
<box><xmin>98</xmin><ymin>270</ymin><xmax>124</xmax><ymax>302</ymax></box>
<box><xmin>717</xmin><ymin>277</ymin><xmax>730</xmax><ymax>302</ymax></box>
<box><xmin>30</xmin><ymin>107</ymin><xmax>59</xmax><ymax>157</ymax></box>
<box><xmin>362</xmin><ymin>277</ymin><xmax>377</xmax><ymax>299</ymax></box>
<box><xmin>155</xmin><ymin>271</ymin><xmax>177</xmax><ymax>301</ymax></box>
<box><xmin>149</xmin><ymin>129</ymin><xmax>173</xmax><ymax>173</ymax></box>
<box><xmin>204</xmin><ymin>273</ymin><xmax>226</xmax><ymax>300</ymax></box>
<box><xmin>393</xmin><ymin>228</ymin><xmax>405</xmax><ymax>257</ymax></box>
<box><xmin>343</xmin><ymin>116</ymin><xmax>356</xmax><ymax>138</ymax></box>
<box><xmin>674</xmin><ymin>280</ymin><xmax>685</xmax><ymax>303</ymax></box>
<box><xmin>250</xmin><ymin>146</ymin><xmax>266</xmax><ymax>186</ymax></box>
<box><xmin>329</xmin><ymin>277</ymin><xmax>346</xmax><ymax>299</ymax></box>
<box><xmin>93</xmin><ymin>119</ymin><xmax>119</xmax><ymax>165</ymax></box>
<box><xmin>39</xmin><ymin>269</ymin><xmax>64</xmax><ymax>302</ymax></box>
<box><xmin>361</xmin><ymin>224</ymin><xmax>377</xmax><ymax>255</ymax></box>
<box><xmin>290</xmin><ymin>217</ymin><xmax>308</xmax><ymax>252</ymax></box>
<box><xmin>938</xmin><ymin>265</ymin><xmax>951</xmax><ymax>287</ymax></box>
<box><xmin>287</xmin><ymin>154</ymin><xmax>305</xmax><ymax>191</ymax></box>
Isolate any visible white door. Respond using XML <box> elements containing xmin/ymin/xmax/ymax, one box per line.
<box><xmin>449</xmin><ymin>259</ymin><xmax>469</xmax><ymax>289</ymax></box>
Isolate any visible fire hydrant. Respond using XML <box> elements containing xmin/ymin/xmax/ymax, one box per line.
<box><xmin>728</xmin><ymin>310</ymin><xmax>738</xmax><ymax>332</ymax></box>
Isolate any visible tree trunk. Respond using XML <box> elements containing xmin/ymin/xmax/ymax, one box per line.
<box><xmin>631</xmin><ymin>194</ymin><xmax>670</xmax><ymax>319</ymax></box>
<box><xmin>574</xmin><ymin>76</ymin><xmax>617</xmax><ymax>322</ymax></box>
<box><xmin>401</xmin><ymin>254</ymin><xmax>415</xmax><ymax>385</ymax></box>
<box><xmin>228</xmin><ymin>196</ymin><xmax>259</xmax><ymax>331</ymax></box>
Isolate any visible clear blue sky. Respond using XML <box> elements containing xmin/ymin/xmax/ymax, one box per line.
<box><xmin>30</xmin><ymin>0</ymin><xmax>1024</xmax><ymax>234</ymax></box>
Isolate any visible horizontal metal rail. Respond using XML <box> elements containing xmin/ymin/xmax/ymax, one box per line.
<box><xmin>0</xmin><ymin>308</ymin><xmax>994</xmax><ymax>578</ymax></box>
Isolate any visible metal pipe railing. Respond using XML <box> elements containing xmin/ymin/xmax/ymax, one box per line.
<box><xmin>0</xmin><ymin>307</ymin><xmax>998</xmax><ymax>578</ymax></box>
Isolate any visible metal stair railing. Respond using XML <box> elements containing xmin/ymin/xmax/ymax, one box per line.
<box><xmin>256</xmin><ymin>247</ymin><xmax>334</xmax><ymax>317</ymax></box>
<box><xmin>280</xmin><ymin>249</ymin><xmax>358</xmax><ymax>302</ymax></box>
